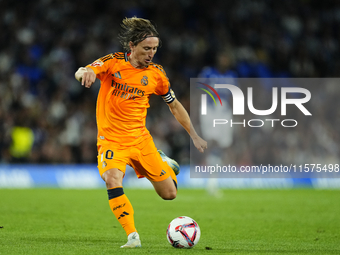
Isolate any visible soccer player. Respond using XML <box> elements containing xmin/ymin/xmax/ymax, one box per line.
<box><xmin>75</xmin><ymin>17</ymin><xmax>207</xmax><ymax>248</ymax></box>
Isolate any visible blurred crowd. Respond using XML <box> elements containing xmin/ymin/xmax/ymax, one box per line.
<box><xmin>1</xmin><ymin>0</ymin><xmax>340</xmax><ymax>165</ymax></box>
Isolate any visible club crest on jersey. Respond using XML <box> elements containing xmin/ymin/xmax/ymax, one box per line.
<box><xmin>141</xmin><ymin>76</ymin><xmax>148</xmax><ymax>86</ymax></box>
<box><xmin>91</xmin><ymin>60</ymin><xmax>104</xmax><ymax>67</ymax></box>
<box><xmin>102</xmin><ymin>161</ymin><xmax>107</xmax><ymax>168</ymax></box>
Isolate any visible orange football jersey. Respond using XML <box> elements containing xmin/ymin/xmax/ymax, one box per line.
<box><xmin>87</xmin><ymin>52</ymin><xmax>174</xmax><ymax>147</ymax></box>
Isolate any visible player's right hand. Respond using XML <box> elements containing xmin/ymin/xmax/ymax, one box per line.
<box><xmin>81</xmin><ymin>68</ymin><xmax>96</xmax><ymax>88</ymax></box>
<box><xmin>75</xmin><ymin>67</ymin><xmax>96</xmax><ymax>88</ymax></box>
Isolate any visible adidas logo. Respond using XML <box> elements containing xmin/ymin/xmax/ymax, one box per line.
<box><xmin>118</xmin><ymin>211</ymin><xmax>129</xmax><ymax>219</ymax></box>
<box><xmin>160</xmin><ymin>170</ymin><xmax>166</xmax><ymax>176</ymax></box>
<box><xmin>114</xmin><ymin>71</ymin><xmax>122</xmax><ymax>79</ymax></box>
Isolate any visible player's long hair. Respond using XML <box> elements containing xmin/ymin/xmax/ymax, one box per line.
<box><xmin>118</xmin><ymin>17</ymin><xmax>161</xmax><ymax>52</ymax></box>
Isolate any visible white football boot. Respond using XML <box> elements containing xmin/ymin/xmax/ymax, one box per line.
<box><xmin>158</xmin><ymin>150</ymin><xmax>180</xmax><ymax>175</ymax></box>
<box><xmin>120</xmin><ymin>232</ymin><xmax>142</xmax><ymax>248</ymax></box>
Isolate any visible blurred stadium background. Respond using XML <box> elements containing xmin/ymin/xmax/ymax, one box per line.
<box><xmin>1</xmin><ymin>0</ymin><xmax>340</xmax><ymax>188</ymax></box>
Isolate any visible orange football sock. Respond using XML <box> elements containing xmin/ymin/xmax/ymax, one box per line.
<box><xmin>107</xmin><ymin>187</ymin><xmax>136</xmax><ymax>236</ymax></box>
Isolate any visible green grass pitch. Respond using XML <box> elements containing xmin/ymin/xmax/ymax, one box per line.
<box><xmin>0</xmin><ymin>188</ymin><xmax>339</xmax><ymax>254</ymax></box>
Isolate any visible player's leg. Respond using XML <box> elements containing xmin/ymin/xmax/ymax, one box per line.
<box><xmin>98</xmin><ymin>145</ymin><xmax>141</xmax><ymax>248</ymax></box>
<box><xmin>102</xmin><ymin>168</ymin><xmax>137</xmax><ymax>236</ymax></box>
<box><xmin>132</xmin><ymin>138</ymin><xmax>178</xmax><ymax>200</ymax></box>
<box><xmin>150</xmin><ymin>175</ymin><xmax>177</xmax><ymax>200</ymax></box>
<box><xmin>101</xmin><ymin>168</ymin><xmax>141</xmax><ymax>248</ymax></box>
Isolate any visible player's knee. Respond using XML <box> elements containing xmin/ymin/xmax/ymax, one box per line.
<box><xmin>161</xmin><ymin>190</ymin><xmax>177</xmax><ymax>200</ymax></box>
<box><xmin>102</xmin><ymin>169</ymin><xmax>123</xmax><ymax>189</ymax></box>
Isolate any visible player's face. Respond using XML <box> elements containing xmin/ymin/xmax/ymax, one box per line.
<box><xmin>130</xmin><ymin>37</ymin><xmax>159</xmax><ymax>68</ymax></box>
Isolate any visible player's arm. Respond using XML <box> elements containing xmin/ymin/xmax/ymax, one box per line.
<box><xmin>155</xmin><ymin>66</ymin><xmax>207</xmax><ymax>152</ymax></box>
<box><xmin>75</xmin><ymin>67</ymin><xmax>96</xmax><ymax>88</ymax></box>
<box><xmin>75</xmin><ymin>54</ymin><xmax>116</xmax><ymax>88</ymax></box>
<box><xmin>167</xmin><ymin>98</ymin><xmax>207</xmax><ymax>153</ymax></box>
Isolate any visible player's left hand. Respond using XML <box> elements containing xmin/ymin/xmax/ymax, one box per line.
<box><xmin>193</xmin><ymin>136</ymin><xmax>207</xmax><ymax>153</ymax></box>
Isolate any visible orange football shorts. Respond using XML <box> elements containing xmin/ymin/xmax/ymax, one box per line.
<box><xmin>97</xmin><ymin>136</ymin><xmax>177</xmax><ymax>183</ymax></box>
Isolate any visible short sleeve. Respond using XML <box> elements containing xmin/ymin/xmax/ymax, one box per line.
<box><xmin>153</xmin><ymin>64</ymin><xmax>170</xmax><ymax>95</ymax></box>
<box><xmin>153</xmin><ymin>64</ymin><xmax>176</xmax><ymax>103</ymax></box>
<box><xmin>86</xmin><ymin>54</ymin><xmax>118</xmax><ymax>81</ymax></box>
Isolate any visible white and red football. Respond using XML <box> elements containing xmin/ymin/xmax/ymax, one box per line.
<box><xmin>166</xmin><ymin>216</ymin><xmax>201</xmax><ymax>248</ymax></box>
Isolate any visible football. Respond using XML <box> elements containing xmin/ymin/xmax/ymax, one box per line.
<box><xmin>166</xmin><ymin>216</ymin><xmax>201</xmax><ymax>248</ymax></box>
